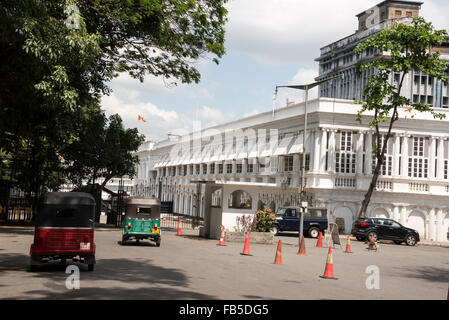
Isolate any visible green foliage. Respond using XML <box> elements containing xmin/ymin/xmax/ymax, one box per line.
<box><xmin>0</xmin><ymin>0</ymin><xmax>227</xmax><ymax>193</ymax></box>
<box><xmin>254</xmin><ymin>208</ymin><xmax>276</xmax><ymax>232</ymax></box>
<box><xmin>355</xmin><ymin>18</ymin><xmax>449</xmax><ymax>217</ymax></box>
<box><xmin>355</xmin><ymin>18</ymin><xmax>449</xmax><ymax>128</ymax></box>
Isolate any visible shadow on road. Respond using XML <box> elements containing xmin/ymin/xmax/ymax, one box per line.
<box><xmin>0</xmin><ymin>252</ymin><xmax>217</xmax><ymax>299</ymax></box>
<box><xmin>398</xmin><ymin>265</ymin><xmax>449</xmax><ymax>283</ymax></box>
<box><xmin>0</xmin><ymin>227</ymin><xmax>34</xmax><ymax>236</ymax></box>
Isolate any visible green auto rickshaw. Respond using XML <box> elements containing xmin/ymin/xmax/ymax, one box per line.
<box><xmin>121</xmin><ymin>197</ymin><xmax>161</xmax><ymax>247</ymax></box>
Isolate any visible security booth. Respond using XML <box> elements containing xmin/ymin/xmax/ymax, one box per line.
<box><xmin>195</xmin><ymin>180</ymin><xmax>280</xmax><ymax>239</ymax></box>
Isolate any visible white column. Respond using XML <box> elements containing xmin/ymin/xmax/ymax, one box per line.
<box><xmin>437</xmin><ymin>138</ymin><xmax>444</xmax><ymax>179</ymax></box>
<box><xmin>293</xmin><ymin>154</ymin><xmax>300</xmax><ymax>171</ymax></box>
<box><xmin>401</xmin><ymin>135</ymin><xmax>409</xmax><ymax>178</ymax></box>
<box><xmin>356</xmin><ymin>132</ymin><xmax>364</xmax><ymax>175</ymax></box>
<box><xmin>429</xmin><ymin>137</ymin><xmax>436</xmax><ymax>179</ymax></box>
<box><xmin>319</xmin><ymin>129</ymin><xmax>328</xmax><ymax>172</ymax></box>
<box><xmin>400</xmin><ymin>206</ymin><xmax>407</xmax><ymax>225</ymax></box>
<box><xmin>436</xmin><ymin>209</ymin><xmax>443</xmax><ymax>241</ymax></box>
<box><xmin>428</xmin><ymin>208</ymin><xmax>436</xmax><ymax>241</ymax></box>
<box><xmin>393</xmin><ymin>206</ymin><xmax>400</xmax><ymax>221</ymax></box>
<box><xmin>365</xmin><ymin>133</ymin><xmax>373</xmax><ymax>175</ymax></box>
<box><xmin>242</xmin><ymin>159</ymin><xmax>248</xmax><ymax>174</ymax></box>
<box><xmin>313</xmin><ymin>130</ymin><xmax>321</xmax><ymax>172</ymax></box>
<box><xmin>393</xmin><ymin>134</ymin><xmax>400</xmax><ymax>176</ymax></box>
<box><xmin>328</xmin><ymin>130</ymin><xmax>336</xmax><ymax>172</ymax></box>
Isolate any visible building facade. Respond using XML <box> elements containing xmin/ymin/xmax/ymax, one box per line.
<box><xmin>133</xmin><ymin>0</ymin><xmax>449</xmax><ymax>242</ymax></box>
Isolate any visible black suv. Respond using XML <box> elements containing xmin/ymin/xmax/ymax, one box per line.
<box><xmin>352</xmin><ymin>218</ymin><xmax>420</xmax><ymax>246</ymax></box>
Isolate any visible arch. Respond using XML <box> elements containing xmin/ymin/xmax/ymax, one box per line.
<box><xmin>332</xmin><ymin>206</ymin><xmax>354</xmax><ymax>235</ymax></box>
<box><xmin>369</xmin><ymin>207</ymin><xmax>390</xmax><ymax>219</ymax></box>
<box><xmin>229</xmin><ymin>190</ymin><xmax>252</xmax><ymax>209</ymax></box>
<box><xmin>406</xmin><ymin>210</ymin><xmax>426</xmax><ymax>239</ymax></box>
<box><xmin>442</xmin><ymin>213</ymin><xmax>449</xmax><ymax>242</ymax></box>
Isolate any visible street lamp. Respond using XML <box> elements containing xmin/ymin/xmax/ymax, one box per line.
<box><xmin>273</xmin><ymin>75</ymin><xmax>340</xmax><ymax>247</ymax></box>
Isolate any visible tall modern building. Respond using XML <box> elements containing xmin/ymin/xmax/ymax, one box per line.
<box><xmin>133</xmin><ymin>0</ymin><xmax>449</xmax><ymax>242</ymax></box>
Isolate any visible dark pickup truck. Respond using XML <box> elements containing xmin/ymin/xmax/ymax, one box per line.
<box><xmin>272</xmin><ymin>207</ymin><xmax>328</xmax><ymax>238</ymax></box>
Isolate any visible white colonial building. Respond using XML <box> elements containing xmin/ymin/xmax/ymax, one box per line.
<box><xmin>133</xmin><ymin>0</ymin><xmax>449</xmax><ymax>241</ymax></box>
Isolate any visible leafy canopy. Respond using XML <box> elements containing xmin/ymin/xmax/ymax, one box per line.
<box><xmin>355</xmin><ymin>17</ymin><xmax>449</xmax><ymax>127</ymax></box>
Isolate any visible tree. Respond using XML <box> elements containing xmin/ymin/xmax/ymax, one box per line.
<box><xmin>64</xmin><ymin>113</ymin><xmax>145</xmax><ymax>191</ymax></box>
<box><xmin>79</xmin><ymin>0</ymin><xmax>228</xmax><ymax>84</ymax></box>
<box><xmin>0</xmin><ymin>0</ymin><xmax>228</xmax><ymax>192</ymax></box>
<box><xmin>355</xmin><ymin>18</ymin><xmax>449</xmax><ymax>218</ymax></box>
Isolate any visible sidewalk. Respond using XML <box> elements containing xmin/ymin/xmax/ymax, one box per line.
<box><xmin>339</xmin><ymin>234</ymin><xmax>449</xmax><ymax>248</ymax></box>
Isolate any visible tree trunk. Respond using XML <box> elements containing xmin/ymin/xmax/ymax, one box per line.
<box><xmin>358</xmin><ymin>155</ymin><xmax>384</xmax><ymax>218</ymax></box>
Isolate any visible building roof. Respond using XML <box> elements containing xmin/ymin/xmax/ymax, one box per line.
<box><xmin>356</xmin><ymin>0</ymin><xmax>424</xmax><ymax>17</ymax></box>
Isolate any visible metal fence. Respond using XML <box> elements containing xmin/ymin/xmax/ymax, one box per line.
<box><xmin>0</xmin><ymin>186</ymin><xmax>37</xmax><ymax>224</ymax></box>
<box><xmin>160</xmin><ymin>213</ymin><xmax>204</xmax><ymax>230</ymax></box>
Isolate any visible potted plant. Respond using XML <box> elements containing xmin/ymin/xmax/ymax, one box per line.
<box><xmin>225</xmin><ymin>208</ymin><xmax>275</xmax><ymax>244</ymax></box>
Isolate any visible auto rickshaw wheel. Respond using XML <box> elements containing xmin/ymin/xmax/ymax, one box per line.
<box><xmin>121</xmin><ymin>236</ymin><xmax>127</xmax><ymax>245</ymax></box>
<box><xmin>156</xmin><ymin>238</ymin><xmax>161</xmax><ymax>247</ymax></box>
<box><xmin>88</xmin><ymin>264</ymin><xmax>94</xmax><ymax>271</ymax></box>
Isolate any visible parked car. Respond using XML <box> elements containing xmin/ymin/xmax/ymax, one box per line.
<box><xmin>272</xmin><ymin>207</ymin><xmax>328</xmax><ymax>238</ymax></box>
<box><xmin>351</xmin><ymin>217</ymin><xmax>420</xmax><ymax>246</ymax></box>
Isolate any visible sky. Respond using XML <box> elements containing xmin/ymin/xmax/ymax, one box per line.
<box><xmin>100</xmin><ymin>0</ymin><xmax>449</xmax><ymax>142</ymax></box>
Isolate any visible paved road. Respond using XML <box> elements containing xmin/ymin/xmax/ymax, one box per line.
<box><xmin>0</xmin><ymin>226</ymin><xmax>448</xmax><ymax>300</ymax></box>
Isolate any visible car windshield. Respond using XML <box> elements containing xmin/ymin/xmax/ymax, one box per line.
<box><xmin>276</xmin><ymin>208</ymin><xmax>286</xmax><ymax>217</ymax></box>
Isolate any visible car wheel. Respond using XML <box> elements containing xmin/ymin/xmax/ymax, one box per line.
<box><xmin>393</xmin><ymin>240</ymin><xmax>402</xmax><ymax>245</ymax></box>
<box><xmin>308</xmin><ymin>227</ymin><xmax>320</xmax><ymax>239</ymax></box>
<box><xmin>272</xmin><ymin>225</ymin><xmax>279</xmax><ymax>236</ymax></box>
<box><xmin>405</xmin><ymin>234</ymin><xmax>417</xmax><ymax>246</ymax></box>
<box><xmin>367</xmin><ymin>231</ymin><xmax>378</xmax><ymax>242</ymax></box>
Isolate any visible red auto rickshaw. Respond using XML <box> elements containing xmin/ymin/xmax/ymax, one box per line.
<box><xmin>29</xmin><ymin>192</ymin><xmax>96</xmax><ymax>271</ymax></box>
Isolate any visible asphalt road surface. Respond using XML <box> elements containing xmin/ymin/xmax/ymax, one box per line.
<box><xmin>0</xmin><ymin>226</ymin><xmax>448</xmax><ymax>300</ymax></box>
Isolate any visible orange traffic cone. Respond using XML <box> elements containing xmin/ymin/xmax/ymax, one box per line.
<box><xmin>273</xmin><ymin>240</ymin><xmax>283</xmax><ymax>265</ymax></box>
<box><xmin>316</xmin><ymin>232</ymin><xmax>323</xmax><ymax>248</ymax></box>
<box><xmin>217</xmin><ymin>226</ymin><xmax>226</xmax><ymax>246</ymax></box>
<box><xmin>344</xmin><ymin>235</ymin><xmax>353</xmax><ymax>253</ymax></box>
<box><xmin>176</xmin><ymin>219</ymin><xmax>182</xmax><ymax>236</ymax></box>
<box><xmin>297</xmin><ymin>236</ymin><xmax>307</xmax><ymax>255</ymax></box>
<box><xmin>319</xmin><ymin>246</ymin><xmax>338</xmax><ymax>280</ymax></box>
<box><xmin>367</xmin><ymin>234</ymin><xmax>377</xmax><ymax>251</ymax></box>
<box><xmin>240</xmin><ymin>232</ymin><xmax>252</xmax><ymax>256</ymax></box>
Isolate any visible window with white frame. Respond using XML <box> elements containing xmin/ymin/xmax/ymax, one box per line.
<box><xmin>408</xmin><ymin>137</ymin><xmax>429</xmax><ymax>178</ymax></box>
<box><xmin>284</xmin><ymin>156</ymin><xmax>294</xmax><ymax>172</ymax></box>
<box><xmin>372</xmin><ymin>134</ymin><xmax>393</xmax><ymax>176</ymax></box>
<box><xmin>336</xmin><ymin>131</ymin><xmax>356</xmax><ymax>174</ymax></box>
<box><xmin>236</xmin><ymin>163</ymin><xmax>242</xmax><ymax>173</ymax></box>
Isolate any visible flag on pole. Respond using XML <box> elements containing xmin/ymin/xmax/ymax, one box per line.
<box><xmin>138</xmin><ymin>115</ymin><xmax>147</xmax><ymax>122</ymax></box>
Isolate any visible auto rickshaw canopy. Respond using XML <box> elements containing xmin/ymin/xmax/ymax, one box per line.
<box><xmin>125</xmin><ymin>197</ymin><xmax>161</xmax><ymax>220</ymax></box>
<box><xmin>36</xmin><ymin>192</ymin><xmax>96</xmax><ymax>228</ymax></box>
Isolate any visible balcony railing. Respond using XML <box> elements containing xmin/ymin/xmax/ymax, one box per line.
<box><xmin>376</xmin><ymin>180</ymin><xmax>392</xmax><ymax>191</ymax></box>
<box><xmin>408</xmin><ymin>182</ymin><xmax>429</xmax><ymax>192</ymax></box>
<box><xmin>335</xmin><ymin>177</ymin><xmax>356</xmax><ymax>189</ymax></box>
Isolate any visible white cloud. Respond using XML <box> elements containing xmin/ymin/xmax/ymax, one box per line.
<box><xmin>225</xmin><ymin>0</ymin><xmax>376</xmax><ymax>66</ymax></box>
<box><xmin>274</xmin><ymin>67</ymin><xmax>319</xmax><ymax>107</ymax></box>
<box><xmin>101</xmin><ymin>93</ymin><xmax>236</xmax><ymax>141</ymax></box>
<box><xmin>225</xmin><ymin>0</ymin><xmax>449</xmax><ymax>67</ymax></box>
